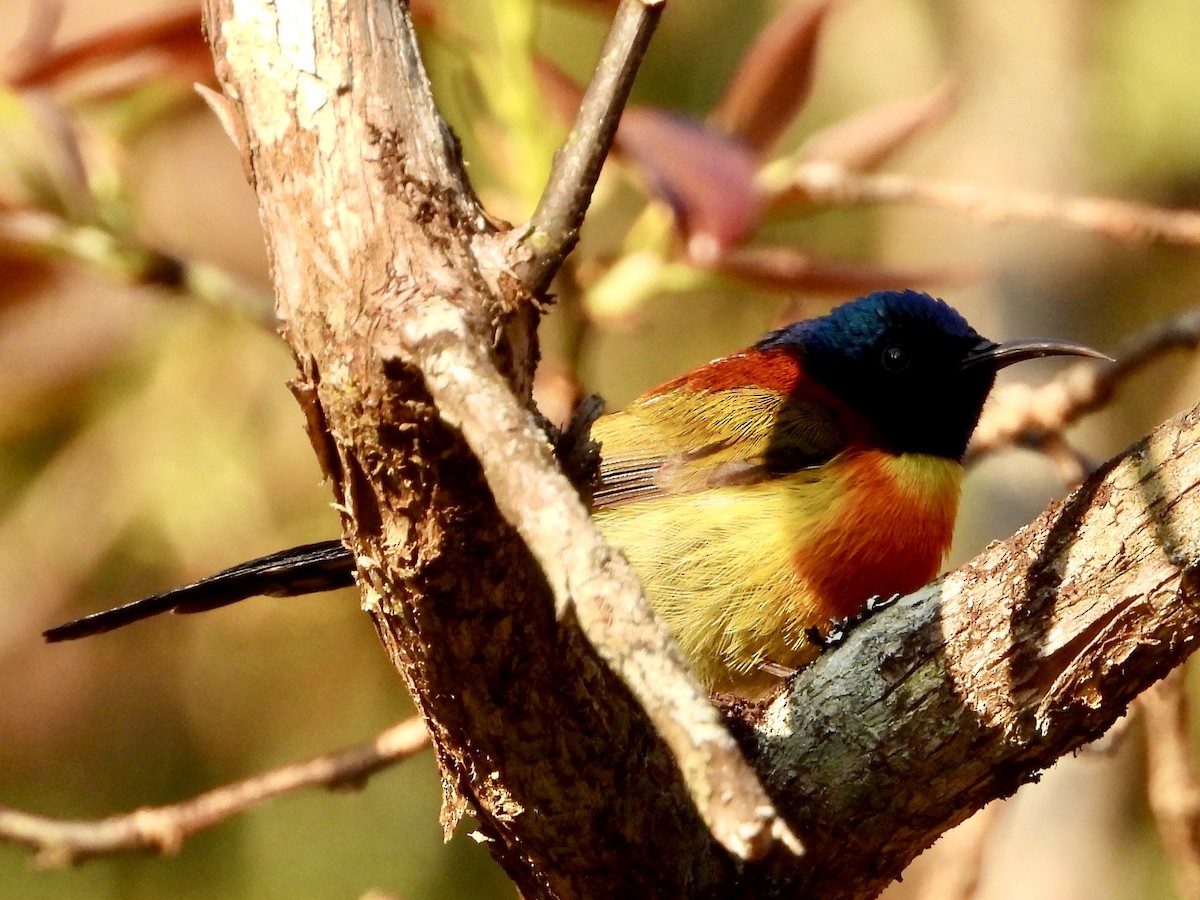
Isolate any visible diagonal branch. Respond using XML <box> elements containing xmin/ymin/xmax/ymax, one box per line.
<box><xmin>0</xmin><ymin>718</ymin><xmax>428</xmax><ymax>867</ymax></box>
<box><xmin>745</xmin><ymin>400</ymin><xmax>1200</xmax><ymax>897</ymax></box>
<box><xmin>202</xmin><ymin>0</ymin><xmax>789</xmax><ymax>893</ymax></box>
<box><xmin>510</xmin><ymin>0</ymin><xmax>664</xmax><ymax>294</ymax></box>
<box><xmin>393</xmin><ymin>297</ymin><xmax>798</xmax><ymax>862</ymax></box>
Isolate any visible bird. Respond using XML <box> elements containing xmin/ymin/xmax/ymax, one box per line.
<box><xmin>43</xmin><ymin>290</ymin><xmax>1106</xmax><ymax>693</ymax></box>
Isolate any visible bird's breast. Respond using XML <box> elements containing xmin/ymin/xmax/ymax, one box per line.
<box><xmin>594</xmin><ymin>448</ymin><xmax>962</xmax><ymax>692</ymax></box>
<box><xmin>793</xmin><ymin>449</ymin><xmax>962</xmax><ymax>622</ymax></box>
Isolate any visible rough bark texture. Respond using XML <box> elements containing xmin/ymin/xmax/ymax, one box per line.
<box><xmin>202</xmin><ymin>1</ymin><xmax>729</xmax><ymax>896</ymax></box>
<box><xmin>200</xmin><ymin>1</ymin><xmax>1200</xmax><ymax>897</ymax></box>
<box><xmin>746</xmin><ymin>403</ymin><xmax>1200</xmax><ymax>897</ymax></box>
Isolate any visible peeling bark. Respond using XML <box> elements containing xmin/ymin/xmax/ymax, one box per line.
<box><xmin>202</xmin><ymin>0</ymin><xmax>731</xmax><ymax>895</ymax></box>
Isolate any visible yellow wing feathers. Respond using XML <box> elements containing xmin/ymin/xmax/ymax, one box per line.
<box><xmin>590</xmin><ymin>384</ymin><xmax>963</xmax><ymax>692</ymax></box>
<box><xmin>591</xmin><ymin>387</ymin><xmax>843</xmax><ymax>509</ymax></box>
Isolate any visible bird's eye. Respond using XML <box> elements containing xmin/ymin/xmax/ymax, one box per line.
<box><xmin>881</xmin><ymin>344</ymin><xmax>911</xmax><ymax>373</ymax></box>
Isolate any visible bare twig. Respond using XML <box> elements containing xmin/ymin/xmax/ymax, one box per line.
<box><xmin>0</xmin><ymin>717</ymin><xmax>428</xmax><ymax>867</ymax></box>
<box><xmin>766</xmin><ymin>161</ymin><xmax>1200</xmax><ymax>246</ymax></box>
<box><xmin>1034</xmin><ymin>432</ymin><xmax>1093</xmax><ymax>489</ymax></box>
<box><xmin>511</xmin><ymin>0</ymin><xmax>664</xmax><ymax>294</ymax></box>
<box><xmin>968</xmin><ymin>306</ymin><xmax>1200</xmax><ymax>463</ymax></box>
<box><xmin>1141</xmin><ymin>668</ymin><xmax>1200</xmax><ymax>900</ymax></box>
<box><xmin>715</xmin><ymin>243</ymin><xmax>977</xmax><ymax>294</ymax></box>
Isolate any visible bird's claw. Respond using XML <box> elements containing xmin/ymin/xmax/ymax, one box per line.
<box><xmin>805</xmin><ymin>593</ymin><xmax>902</xmax><ymax>652</ymax></box>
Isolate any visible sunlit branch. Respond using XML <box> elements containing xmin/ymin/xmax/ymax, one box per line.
<box><xmin>767</xmin><ymin>161</ymin><xmax>1200</xmax><ymax>246</ymax></box>
<box><xmin>512</xmin><ymin>0</ymin><xmax>664</xmax><ymax>294</ymax></box>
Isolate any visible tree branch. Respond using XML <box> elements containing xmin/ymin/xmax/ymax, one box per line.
<box><xmin>769</xmin><ymin>161</ymin><xmax>1200</xmax><ymax>246</ymax></box>
<box><xmin>509</xmin><ymin>0</ymin><xmax>664</xmax><ymax>295</ymax></box>
<box><xmin>391</xmin><ymin>297</ymin><xmax>796</xmax><ymax>861</ymax></box>
<box><xmin>0</xmin><ymin>718</ymin><xmax>428</xmax><ymax>867</ymax></box>
<box><xmin>745</xmin><ymin>401</ymin><xmax>1200</xmax><ymax>897</ymax></box>
<box><xmin>202</xmin><ymin>0</ymin><xmax>785</xmax><ymax>893</ymax></box>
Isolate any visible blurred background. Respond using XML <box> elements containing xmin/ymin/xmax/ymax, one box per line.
<box><xmin>1</xmin><ymin>0</ymin><xmax>1199</xmax><ymax>897</ymax></box>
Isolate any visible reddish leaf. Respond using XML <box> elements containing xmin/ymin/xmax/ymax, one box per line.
<box><xmin>6</xmin><ymin>0</ymin><xmax>65</xmax><ymax>82</ymax></box>
<box><xmin>714</xmin><ymin>244</ymin><xmax>978</xmax><ymax>294</ymax></box>
<box><xmin>795</xmin><ymin>79</ymin><xmax>958</xmax><ymax>173</ymax></box>
<box><xmin>533</xmin><ymin>59</ymin><xmax>762</xmax><ymax>259</ymax></box>
<box><xmin>0</xmin><ymin>252</ymin><xmax>58</xmax><ymax>313</ymax></box>
<box><xmin>617</xmin><ymin>107</ymin><xmax>761</xmax><ymax>262</ymax></box>
<box><xmin>8</xmin><ymin>9</ymin><xmax>212</xmax><ymax>90</ymax></box>
<box><xmin>711</xmin><ymin>0</ymin><xmax>837</xmax><ymax>154</ymax></box>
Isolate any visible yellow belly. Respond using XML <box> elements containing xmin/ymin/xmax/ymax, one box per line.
<box><xmin>594</xmin><ymin>451</ymin><xmax>962</xmax><ymax>693</ymax></box>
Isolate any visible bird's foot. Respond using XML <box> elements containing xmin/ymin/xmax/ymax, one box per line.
<box><xmin>805</xmin><ymin>593</ymin><xmax>902</xmax><ymax>651</ymax></box>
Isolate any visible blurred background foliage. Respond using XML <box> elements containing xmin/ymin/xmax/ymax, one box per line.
<box><xmin>1</xmin><ymin>0</ymin><xmax>1199</xmax><ymax>897</ymax></box>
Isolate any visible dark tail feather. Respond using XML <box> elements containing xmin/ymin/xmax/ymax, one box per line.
<box><xmin>43</xmin><ymin>540</ymin><xmax>355</xmax><ymax>642</ymax></box>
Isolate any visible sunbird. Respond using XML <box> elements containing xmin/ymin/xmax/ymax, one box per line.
<box><xmin>44</xmin><ymin>290</ymin><xmax>1104</xmax><ymax>692</ymax></box>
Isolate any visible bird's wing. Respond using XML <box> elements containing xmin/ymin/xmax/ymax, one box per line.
<box><xmin>590</xmin><ymin>386</ymin><xmax>845</xmax><ymax>510</ymax></box>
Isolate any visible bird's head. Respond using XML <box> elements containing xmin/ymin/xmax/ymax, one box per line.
<box><xmin>759</xmin><ymin>290</ymin><xmax>1106</xmax><ymax>460</ymax></box>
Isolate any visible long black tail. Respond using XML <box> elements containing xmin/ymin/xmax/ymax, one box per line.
<box><xmin>44</xmin><ymin>540</ymin><xmax>355</xmax><ymax>642</ymax></box>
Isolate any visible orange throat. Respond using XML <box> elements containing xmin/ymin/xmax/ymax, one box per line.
<box><xmin>794</xmin><ymin>449</ymin><xmax>962</xmax><ymax>624</ymax></box>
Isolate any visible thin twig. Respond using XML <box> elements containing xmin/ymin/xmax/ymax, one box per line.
<box><xmin>1033</xmin><ymin>432</ymin><xmax>1093</xmax><ymax>490</ymax></box>
<box><xmin>967</xmin><ymin>306</ymin><xmax>1200</xmax><ymax>464</ymax></box>
<box><xmin>511</xmin><ymin>0</ymin><xmax>664</xmax><ymax>294</ymax></box>
<box><xmin>767</xmin><ymin>161</ymin><xmax>1200</xmax><ymax>246</ymax></box>
<box><xmin>0</xmin><ymin>717</ymin><xmax>428</xmax><ymax>867</ymax></box>
<box><xmin>1141</xmin><ymin>668</ymin><xmax>1200</xmax><ymax>900</ymax></box>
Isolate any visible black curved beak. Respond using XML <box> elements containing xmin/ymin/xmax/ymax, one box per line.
<box><xmin>962</xmin><ymin>338</ymin><xmax>1112</xmax><ymax>371</ymax></box>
